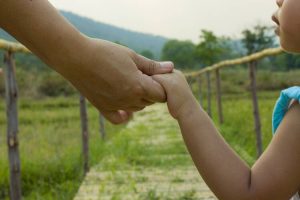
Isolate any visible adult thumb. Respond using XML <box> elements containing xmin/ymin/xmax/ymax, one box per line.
<box><xmin>134</xmin><ymin>54</ymin><xmax>174</xmax><ymax>75</ymax></box>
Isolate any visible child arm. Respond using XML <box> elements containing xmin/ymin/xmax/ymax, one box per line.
<box><xmin>153</xmin><ymin>70</ymin><xmax>300</xmax><ymax>200</ymax></box>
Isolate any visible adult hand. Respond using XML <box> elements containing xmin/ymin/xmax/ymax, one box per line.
<box><xmin>65</xmin><ymin>38</ymin><xmax>174</xmax><ymax>124</ymax></box>
<box><xmin>0</xmin><ymin>0</ymin><xmax>174</xmax><ymax>124</ymax></box>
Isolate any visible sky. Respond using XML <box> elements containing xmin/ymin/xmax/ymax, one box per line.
<box><xmin>49</xmin><ymin>0</ymin><xmax>278</xmax><ymax>42</ymax></box>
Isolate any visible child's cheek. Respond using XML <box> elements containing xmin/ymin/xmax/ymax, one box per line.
<box><xmin>279</xmin><ymin>11</ymin><xmax>300</xmax><ymax>53</ymax></box>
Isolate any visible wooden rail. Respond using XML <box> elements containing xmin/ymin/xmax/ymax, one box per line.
<box><xmin>0</xmin><ymin>39</ymin><xmax>30</xmax><ymax>54</ymax></box>
<box><xmin>185</xmin><ymin>47</ymin><xmax>283</xmax><ymax>158</ymax></box>
<box><xmin>185</xmin><ymin>47</ymin><xmax>282</xmax><ymax>77</ymax></box>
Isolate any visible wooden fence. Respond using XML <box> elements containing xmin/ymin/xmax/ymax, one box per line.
<box><xmin>185</xmin><ymin>47</ymin><xmax>283</xmax><ymax>157</ymax></box>
<box><xmin>0</xmin><ymin>39</ymin><xmax>106</xmax><ymax>200</ymax></box>
<box><xmin>0</xmin><ymin>38</ymin><xmax>283</xmax><ymax>200</ymax></box>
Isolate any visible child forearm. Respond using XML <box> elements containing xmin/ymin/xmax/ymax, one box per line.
<box><xmin>0</xmin><ymin>0</ymin><xmax>87</xmax><ymax>74</ymax></box>
<box><xmin>177</xmin><ymin>98</ymin><xmax>254</xmax><ymax>200</ymax></box>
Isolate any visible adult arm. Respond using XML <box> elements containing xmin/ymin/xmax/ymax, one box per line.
<box><xmin>0</xmin><ymin>0</ymin><xmax>174</xmax><ymax>123</ymax></box>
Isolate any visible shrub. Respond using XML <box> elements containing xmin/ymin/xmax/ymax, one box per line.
<box><xmin>38</xmin><ymin>73</ymin><xmax>76</xmax><ymax>97</ymax></box>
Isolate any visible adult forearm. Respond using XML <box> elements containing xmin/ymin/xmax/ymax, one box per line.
<box><xmin>0</xmin><ymin>0</ymin><xmax>87</xmax><ymax>74</ymax></box>
<box><xmin>0</xmin><ymin>0</ymin><xmax>173</xmax><ymax>124</ymax></box>
<box><xmin>177</xmin><ymin>100</ymin><xmax>253</xmax><ymax>200</ymax></box>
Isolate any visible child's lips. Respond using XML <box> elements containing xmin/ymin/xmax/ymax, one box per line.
<box><xmin>272</xmin><ymin>14</ymin><xmax>280</xmax><ymax>26</ymax></box>
<box><xmin>272</xmin><ymin>14</ymin><xmax>280</xmax><ymax>36</ymax></box>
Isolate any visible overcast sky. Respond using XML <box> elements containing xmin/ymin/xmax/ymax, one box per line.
<box><xmin>49</xmin><ymin>0</ymin><xmax>277</xmax><ymax>42</ymax></box>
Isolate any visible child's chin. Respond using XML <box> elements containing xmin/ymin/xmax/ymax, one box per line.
<box><xmin>280</xmin><ymin>40</ymin><xmax>300</xmax><ymax>54</ymax></box>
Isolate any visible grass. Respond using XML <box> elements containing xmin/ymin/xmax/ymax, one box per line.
<box><xmin>0</xmin><ymin>88</ymin><xmax>284</xmax><ymax>199</ymax></box>
<box><xmin>0</xmin><ymin>96</ymin><xmax>125</xmax><ymax>199</ymax></box>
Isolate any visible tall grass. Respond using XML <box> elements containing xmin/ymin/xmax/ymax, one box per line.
<box><xmin>0</xmin><ymin>97</ymin><xmax>124</xmax><ymax>199</ymax></box>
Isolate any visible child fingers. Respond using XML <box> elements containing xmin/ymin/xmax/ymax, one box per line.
<box><xmin>139</xmin><ymin>73</ymin><xmax>167</xmax><ymax>103</ymax></box>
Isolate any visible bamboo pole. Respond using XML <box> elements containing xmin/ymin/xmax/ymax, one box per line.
<box><xmin>249</xmin><ymin>61</ymin><xmax>263</xmax><ymax>158</ymax></box>
<box><xmin>206</xmin><ymin>72</ymin><xmax>212</xmax><ymax>117</ymax></box>
<box><xmin>4</xmin><ymin>51</ymin><xmax>22</xmax><ymax>200</ymax></box>
<box><xmin>0</xmin><ymin>39</ymin><xmax>30</xmax><ymax>54</ymax></box>
<box><xmin>99</xmin><ymin>113</ymin><xmax>106</xmax><ymax>140</ymax></box>
<box><xmin>79</xmin><ymin>95</ymin><xmax>89</xmax><ymax>174</ymax></box>
<box><xmin>215</xmin><ymin>69</ymin><xmax>224</xmax><ymax>124</ymax></box>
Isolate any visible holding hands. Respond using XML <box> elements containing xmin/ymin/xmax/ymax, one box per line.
<box><xmin>64</xmin><ymin>38</ymin><xmax>174</xmax><ymax>124</ymax></box>
<box><xmin>153</xmin><ymin>70</ymin><xmax>198</xmax><ymax>120</ymax></box>
<box><xmin>0</xmin><ymin>0</ymin><xmax>174</xmax><ymax>124</ymax></box>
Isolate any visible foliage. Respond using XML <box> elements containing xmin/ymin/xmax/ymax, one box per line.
<box><xmin>161</xmin><ymin>29</ymin><xmax>247</xmax><ymax>69</ymax></box>
<box><xmin>140</xmin><ymin>50</ymin><xmax>154</xmax><ymax>59</ymax></box>
<box><xmin>161</xmin><ymin>40</ymin><xmax>196</xmax><ymax>69</ymax></box>
<box><xmin>0</xmin><ymin>68</ymin><xmax>78</xmax><ymax>98</ymax></box>
<box><xmin>0</xmin><ymin>97</ymin><xmax>125</xmax><ymax>199</ymax></box>
<box><xmin>241</xmin><ymin>25</ymin><xmax>276</xmax><ymax>55</ymax></box>
<box><xmin>282</xmin><ymin>53</ymin><xmax>300</xmax><ymax>70</ymax></box>
<box><xmin>3</xmin><ymin>71</ymin><xmax>299</xmax><ymax>199</ymax></box>
<box><xmin>266</xmin><ymin>52</ymin><xmax>300</xmax><ymax>71</ymax></box>
<box><xmin>195</xmin><ymin>30</ymin><xmax>230</xmax><ymax>66</ymax></box>
<box><xmin>193</xmin><ymin>68</ymin><xmax>300</xmax><ymax>95</ymax></box>
<box><xmin>37</xmin><ymin>72</ymin><xmax>76</xmax><ymax>97</ymax></box>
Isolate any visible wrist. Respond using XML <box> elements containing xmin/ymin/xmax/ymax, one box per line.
<box><xmin>46</xmin><ymin>33</ymin><xmax>90</xmax><ymax>73</ymax></box>
<box><xmin>175</xmin><ymin>96</ymin><xmax>201</xmax><ymax>121</ymax></box>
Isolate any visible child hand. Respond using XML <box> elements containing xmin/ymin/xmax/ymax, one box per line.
<box><xmin>152</xmin><ymin>70</ymin><xmax>198</xmax><ymax>119</ymax></box>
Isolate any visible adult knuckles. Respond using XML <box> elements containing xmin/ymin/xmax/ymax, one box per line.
<box><xmin>128</xmin><ymin>49</ymin><xmax>137</xmax><ymax>58</ymax></box>
<box><xmin>148</xmin><ymin>60</ymin><xmax>158</xmax><ymax>74</ymax></box>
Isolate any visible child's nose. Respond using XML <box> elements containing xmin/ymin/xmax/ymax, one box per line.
<box><xmin>276</xmin><ymin>0</ymin><xmax>284</xmax><ymax>7</ymax></box>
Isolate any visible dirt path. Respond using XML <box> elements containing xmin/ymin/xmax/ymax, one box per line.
<box><xmin>74</xmin><ymin>104</ymin><xmax>217</xmax><ymax>200</ymax></box>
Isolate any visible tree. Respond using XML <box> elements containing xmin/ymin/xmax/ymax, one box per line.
<box><xmin>241</xmin><ymin>25</ymin><xmax>300</xmax><ymax>70</ymax></box>
<box><xmin>283</xmin><ymin>53</ymin><xmax>300</xmax><ymax>70</ymax></box>
<box><xmin>241</xmin><ymin>25</ymin><xmax>275</xmax><ymax>55</ymax></box>
<box><xmin>195</xmin><ymin>30</ymin><xmax>229</xmax><ymax>66</ymax></box>
<box><xmin>161</xmin><ymin>40</ymin><xmax>196</xmax><ymax>69</ymax></box>
<box><xmin>140</xmin><ymin>50</ymin><xmax>154</xmax><ymax>59</ymax></box>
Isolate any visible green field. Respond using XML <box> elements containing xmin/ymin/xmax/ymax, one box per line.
<box><xmin>0</xmin><ymin>97</ymin><xmax>126</xmax><ymax>199</ymax></box>
<box><xmin>0</xmin><ymin>88</ymin><xmax>281</xmax><ymax>199</ymax></box>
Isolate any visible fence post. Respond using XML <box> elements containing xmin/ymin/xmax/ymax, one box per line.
<box><xmin>215</xmin><ymin>69</ymin><xmax>224</xmax><ymax>124</ymax></box>
<box><xmin>249</xmin><ymin>61</ymin><xmax>263</xmax><ymax>158</ymax></box>
<box><xmin>99</xmin><ymin>113</ymin><xmax>106</xmax><ymax>140</ymax></box>
<box><xmin>4</xmin><ymin>51</ymin><xmax>22</xmax><ymax>200</ymax></box>
<box><xmin>79</xmin><ymin>95</ymin><xmax>89</xmax><ymax>174</ymax></box>
<box><xmin>206</xmin><ymin>71</ymin><xmax>212</xmax><ymax>117</ymax></box>
<box><xmin>197</xmin><ymin>75</ymin><xmax>203</xmax><ymax>106</ymax></box>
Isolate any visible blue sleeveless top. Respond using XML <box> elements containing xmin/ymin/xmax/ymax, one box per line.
<box><xmin>272</xmin><ymin>86</ymin><xmax>300</xmax><ymax>135</ymax></box>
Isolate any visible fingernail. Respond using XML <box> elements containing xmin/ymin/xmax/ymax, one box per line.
<box><xmin>119</xmin><ymin>111</ymin><xmax>128</xmax><ymax>120</ymax></box>
<box><xmin>160</xmin><ymin>61</ymin><xmax>174</xmax><ymax>68</ymax></box>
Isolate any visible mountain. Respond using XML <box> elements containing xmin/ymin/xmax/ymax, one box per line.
<box><xmin>0</xmin><ymin>11</ymin><xmax>168</xmax><ymax>59</ymax></box>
